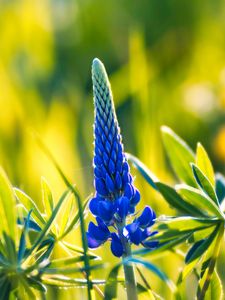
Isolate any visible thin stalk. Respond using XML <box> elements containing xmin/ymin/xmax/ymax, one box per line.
<box><xmin>122</xmin><ymin>243</ymin><xmax>138</xmax><ymax>300</ymax></box>
<box><xmin>118</xmin><ymin>223</ymin><xmax>138</xmax><ymax>300</ymax></box>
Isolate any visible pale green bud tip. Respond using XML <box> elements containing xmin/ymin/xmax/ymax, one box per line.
<box><xmin>92</xmin><ymin>58</ymin><xmax>108</xmax><ymax>80</ymax></box>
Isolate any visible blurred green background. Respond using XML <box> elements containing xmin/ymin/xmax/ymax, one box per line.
<box><xmin>1</xmin><ymin>0</ymin><xmax>225</xmax><ymax>299</ymax></box>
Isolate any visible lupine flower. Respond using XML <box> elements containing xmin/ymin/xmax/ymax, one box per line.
<box><xmin>87</xmin><ymin>58</ymin><xmax>157</xmax><ymax>257</ymax></box>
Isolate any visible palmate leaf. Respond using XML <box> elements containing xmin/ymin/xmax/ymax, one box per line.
<box><xmin>161</xmin><ymin>126</ymin><xmax>197</xmax><ymax>187</ymax></box>
<box><xmin>191</xmin><ymin>164</ymin><xmax>219</xmax><ymax>206</ymax></box>
<box><xmin>196</xmin><ymin>143</ymin><xmax>215</xmax><ymax>187</ymax></box>
<box><xmin>156</xmin><ymin>182</ymin><xmax>205</xmax><ymax>216</ymax></box>
<box><xmin>176</xmin><ymin>184</ymin><xmax>224</xmax><ymax>218</ymax></box>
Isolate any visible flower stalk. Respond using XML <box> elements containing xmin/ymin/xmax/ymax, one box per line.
<box><xmin>87</xmin><ymin>58</ymin><xmax>157</xmax><ymax>300</ymax></box>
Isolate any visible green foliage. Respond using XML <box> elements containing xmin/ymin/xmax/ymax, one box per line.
<box><xmin>1</xmin><ymin>123</ymin><xmax>225</xmax><ymax>300</ymax></box>
<box><xmin>0</xmin><ymin>167</ymin><xmax>101</xmax><ymax>300</ymax></box>
<box><xmin>129</xmin><ymin>126</ymin><xmax>225</xmax><ymax>300</ymax></box>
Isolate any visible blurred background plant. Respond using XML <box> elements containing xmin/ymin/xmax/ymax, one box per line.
<box><xmin>1</xmin><ymin>0</ymin><xmax>225</xmax><ymax>299</ymax></box>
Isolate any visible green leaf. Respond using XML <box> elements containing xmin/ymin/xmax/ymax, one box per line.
<box><xmin>42</xmin><ymin>276</ymin><xmax>106</xmax><ymax>288</ymax></box>
<box><xmin>58</xmin><ymin>196</ymin><xmax>90</xmax><ymax>240</ymax></box>
<box><xmin>133</xmin><ymin>232</ymin><xmax>193</xmax><ymax>257</ymax></box>
<box><xmin>0</xmin><ymin>168</ymin><xmax>17</xmax><ymax>240</ymax></box>
<box><xmin>196</xmin><ymin>143</ymin><xmax>215</xmax><ymax>187</ymax></box>
<box><xmin>126</xmin><ymin>153</ymin><xmax>158</xmax><ymax>190</ymax></box>
<box><xmin>157</xmin><ymin>216</ymin><xmax>216</xmax><ymax>232</ymax></box>
<box><xmin>125</xmin><ymin>257</ymin><xmax>176</xmax><ymax>292</ymax></box>
<box><xmin>41</xmin><ymin>177</ymin><xmax>54</xmax><ymax>218</ymax></box>
<box><xmin>185</xmin><ymin>225</ymin><xmax>219</xmax><ymax>263</ymax></box>
<box><xmin>104</xmin><ymin>263</ymin><xmax>121</xmax><ymax>300</ymax></box>
<box><xmin>177</xmin><ymin>257</ymin><xmax>200</xmax><ymax>285</ymax></box>
<box><xmin>14</xmin><ymin>188</ymin><xmax>45</xmax><ymax>226</ymax></box>
<box><xmin>176</xmin><ymin>184</ymin><xmax>224</xmax><ymax>218</ymax></box>
<box><xmin>44</xmin><ymin>263</ymin><xmax>103</xmax><ymax>275</ymax></box>
<box><xmin>197</xmin><ymin>224</ymin><xmax>224</xmax><ymax>299</ymax></box>
<box><xmin>18</xmin><ymin>210</ymin><xmax>32</xmax><ymax>264</ymax></box>
<box><xmin>215</xmin><ymin>173</ymin><xmax>225</xmax><ymax>204</ymax></box>
<box><xmin>156</xmin><ymin>182</ymin><xmax>205</xmax><ymax>216</ymax></box>
<box><xmin>205</xmin><ymin>270</ymin><xmax>224</xmax><ymax>300</ymax></box>
<box><xmin>50</xmin><ymin>255</ymin><xmax>97</xmax><ymax>268</ymax></box>
<box><xmin>161</xmin><ymin>126</ymin><xmax>196</xmax><ymax>186</ymax></box>
<box><xmin>191</xmin><ymin>164</ymin><xmax>219</xmax><ymax>206</ymax></box>
<box><xmin>27</xmin><ymin>189</ymin><xmax>70</xmax><ymax>256</ymax></box>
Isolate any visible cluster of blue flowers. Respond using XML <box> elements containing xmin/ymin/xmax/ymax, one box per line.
<box><xmin>87</xmin><ymin>58</ymin><xmax>157</xmax><ymax>257</ymax></box>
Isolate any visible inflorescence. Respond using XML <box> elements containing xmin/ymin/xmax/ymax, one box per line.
<box><xmin>87</xmin><ymin>58</ymin><xmax>157</xmax><ymax>257</ymax></box>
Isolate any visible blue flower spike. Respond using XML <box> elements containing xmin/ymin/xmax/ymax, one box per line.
<box><xmin>87</xmin><ymin>58</ymin><xmax>157</xmax><ymax>257</ymax></box>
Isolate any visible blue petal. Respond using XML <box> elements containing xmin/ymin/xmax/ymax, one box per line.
<box><xmin>117</xmin><ymin>196</ymin><xmax>129</xmax><ymax>219</ymax></box>
<box><xmin>94</xmin><ymin>156</ymin><xmax>102</xmax><ymax>166</ymax></box>
<box><xmin>105</xmin><ymin>140</ymin><xmax>111</xmax><ymax>154</ymax></box>
<box><xmin>103</xmin><ymin>152</ymin><xmax>109</xmax><ymax>166</ymax></box>
<box><xmin>88</xmin><ymin>222</ymin><xmax>109</xmax><ymax>241</ymax></box>
<box><xmin>111</xmin><ymin>149</ymin><xmax>117</xmax><ymax>161</ymax></box>
<box><xmin>122</xmin><ymin>161</ymin><xmax>129</xmax><ymax>172</ymax></box>
<box><xmin>98</xmin><ymin>201</ymin><xmax>115</xmax><ymax>222</ymax></box>
<box><xmin>87</xmin><ymin>233</ymin><xmax>103</xmax><ymax>248</ymax></box>
<box><xmin>95</xmin><ymin>178</ymin><xmax>108</xmax><ymax>196</ymax></box>
<box><xmin>122</xmin><ymin>171</ymin><xmax>130</xmax><ymax>185</ymax></box>
<box><xmin>89</xmin><ymin>197</ymin><xmax>100</xmax><ymax>215</ymax></box>
<box><xmin>109</xmin><ymin>159</ymin><xmax>116</xmax><ymax>174</ymax></box>
<box><xmin>115</xmin><ymin>172</ymin><xmax>122</xmax><ymax>189</ymax></box>
<box><xmin>124</xmin><ymin>183</ymin><xmax>134</xmax><ymax>199</ymax></box>
<box><xmin>126</xmin><ymin>223</ymin><xmax>142</xmax><ymax>245</ymax></box>
<box><xmin>96</xmin><ymin>217</ymin><xmax>109</xmax><ymax>230</ymax></box>
<box><xmin>126</xmin><ymin>222</ymin><xmax>138</xmax><ymax>234</ymax></box>
<box><xmin>116</xmin><ymin>160</ymin><xmax>122</xmax><ymax>173</ymax></box>
<box><xmin>142</xmin><ymin>240</ymin><xmax>158</xmax><ymax>249</ymax></box>
<box><xmin>94</xmin><ymin>167</ymin><xmax>103</xmax><ymax>178</ymax></box>
<box><xmin>105</xmin><ymin>173</ymin><xmax>115</xmax><ymax>193</ymax></box>
<box><xmin>129</xmin><ymin>228</ymin><xmax>142</xmax><ymax>245</ymax></box>
<box><xmin>137</xmin><ymin>206</ymin><xmax>155</xmax><ymax>228</ymax></box>
<box><xmin>128</xmin><ymin>205</ymin><xmax>135</xmax><ymax>214</ymax></box>
<box><xmin>110</xmin><ymin>233</ymin><xmax>124</xmax><ymax>257</ymax></box>
<box><xmin>130</xmin><ymin>189</ymin><xmax>140</xmax><ymax>206</ymax></box>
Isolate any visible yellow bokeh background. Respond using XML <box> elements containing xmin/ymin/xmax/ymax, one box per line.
<box><xmin>1</xmin><ymin>1</ymin><xmax>225</xmax><ymax>299</ymax></box>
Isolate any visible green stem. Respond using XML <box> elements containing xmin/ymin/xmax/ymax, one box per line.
<box><xmin>118</xmin><ymin>224</ymin><xmax>138</xmax><ymax>300</ymax></box>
